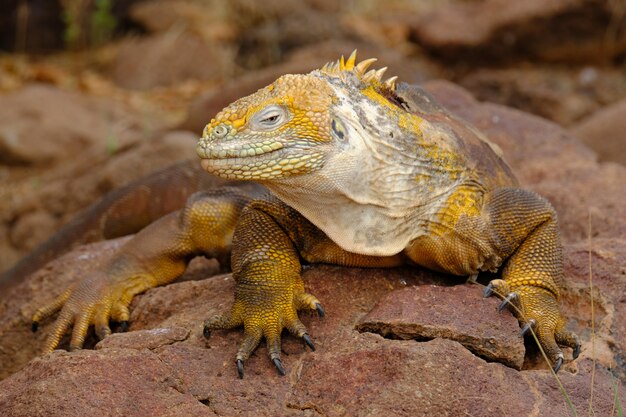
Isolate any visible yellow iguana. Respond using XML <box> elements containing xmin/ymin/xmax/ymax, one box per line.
<box><xmin>32</xmin><ymin>51</ymin><xmax>580</xmax><ymax>378</ymax></box>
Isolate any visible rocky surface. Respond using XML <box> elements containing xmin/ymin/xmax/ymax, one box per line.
<box><xmin>411</xmin><ymin>0</ymin><xmax>626</xmax><ymax>64</ymax></box>
<box><xmin>571</xmin><ymin>97</ymin><xmax>626</xmax><ymax>165</ymax></box>
<box><xmin>0</xmin><ymin>84</ymin><xmax>199</xmax><ymax>272</ymax></box>
<box><xmin>356</xmin><ymin>285</ymin><xmax>525</xmax><ymax>369</ymax></box>
<box><xmin>0</xmin><ymin>81</ymin><xmax>624</xmax><ymax>416</ymax></box>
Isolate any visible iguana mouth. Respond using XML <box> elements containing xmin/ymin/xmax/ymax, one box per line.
<box><xmin>197</xmin><ymin>140</ymin><xmax>284</xmax><ymax>160</ymax></box>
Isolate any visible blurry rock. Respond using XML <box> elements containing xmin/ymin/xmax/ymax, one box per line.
<box><xmin>357</xmin><ymin>284</ymin><xmax>525</xmax><ymax>369</ymax></box>
<box><xmin>460</xmin><ymin>66</ymin><xmax>626</xmax><ymax>127</ymax></box>
<box><xmin>0</xmin><ymin>84</ymin><xmax>142</xmax><ymax>165</ymax></box>
<box><xmin>240</xmin><ymin>8</ymin><xmax>346</xmax><ymax>66</ymax></box>
<box><xmin>570</xmin><ymin>97</ymin><xmax>626</xmax><ymax>165</ymax></box>
<box><xmin>111</xmin><ymin>31</ymin><xmax>231</xmax><ymax>90</ymax></box>
<box><xmin>411</xmin><ymin>0</ymin><xmax>626</xmax><ymax>64</ymax></box>
<box><xmin>9</xmin><ymin>210</ymin><xmax>57</xmax><ymax>252</ymax></box>
<box><xmin>129</xmin><ymin>0</ymin><xmax>238</xmax><ymax>43</ymax></box>
<box><xmin>96</xmin><ymin>130</ymin><xmax>199</xmax><ymax>191</ymax></box>
<box><xmin>0</xmin><ymin>129</ymin><xmax>198</xmax><ymax>275</ymax></box>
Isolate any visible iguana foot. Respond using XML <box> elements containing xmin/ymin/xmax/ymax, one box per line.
<box><xmin>203</xmin><ymin>283</ymin><xmax>323</xmax><ymax>379</ymax></box>
<box><xmin>484</xmin><ymin>278</ymin><xmax>580</xmax><ymax>372</ymax></box>
<box><xmin>31</xmin><ymin>270</ymin><xmax>146</xmax><ymax>352</ymax></box>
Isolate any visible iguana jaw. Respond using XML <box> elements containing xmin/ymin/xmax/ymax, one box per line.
<box><xmin>197</xmin><ymin>137</ymin><xmax>327</xmax><ymax>181</ymax></box>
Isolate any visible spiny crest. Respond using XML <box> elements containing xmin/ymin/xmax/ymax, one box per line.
<box><xmin>319</xmin><ymin>50</ymin><xmax>398</xmax><ymax>92</ymax></box>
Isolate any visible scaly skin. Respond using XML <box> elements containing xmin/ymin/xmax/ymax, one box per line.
<box><xmin>33</xmin><ymin>51</ymin><xmax>579</xmax><ymax>377</ymax></box>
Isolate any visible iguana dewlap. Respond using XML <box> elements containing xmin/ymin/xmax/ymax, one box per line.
<box><xmin>33</xmin><ymin>51</ymin><xmax>579</xmax><ymax>378</ymax></box>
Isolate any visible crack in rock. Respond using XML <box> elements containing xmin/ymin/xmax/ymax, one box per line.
<box><xmin>355</xmin><ymin>285</ymin><xmax>526</xmax><ymax>370</ymax></box>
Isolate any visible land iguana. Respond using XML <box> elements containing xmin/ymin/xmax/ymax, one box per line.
<box><xmin>31</xmin><ymin>51</ymin><xmax>580</xmax><ymax>378</ymax></box>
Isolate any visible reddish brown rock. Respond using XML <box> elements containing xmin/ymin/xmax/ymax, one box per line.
<box><xmin>561</xmin><ymin>238</ymin><xmax>626</xmax><ymax>380</ymax></box>
<box><xmin>0</xmin><ymin>349</ymin><xmax>216</xmax><ymax>417</ymax></box>
<box><xmin>0</xmin><ymin>84</ymin><xmax>143</xmax><ymax>165</ymax></box>
<box><xmin>357</xmin><ymin>284</ymin><xmax>525</xmax><ymax>369</ymax></box>
<box><xmin>459</xmin><ymin>66</ymin><xmax>626</xmax><ymax>127</ymax></box>
<box><xmin>96</xmin><ymin>326</ymin><xmax>190</xmax><ymax>351</ymax></box>
<box><xmin>289</xmin><ymin>338</ymin><xmax>622</xmax><ymax>417</ymax></box>
<box><xmin>571</xmin><ymin>97</ymin><xmax>626</xmax><ymax>165</ymax></box>
<box><xmin>411</xmin><ymin>0</ymin><xmax>625</xmax><ymax>64</ymax></box>
<box><xmin>111</xmin><ymin>32</ymin><xmax>230</xmax><ymax>90</ymax></box>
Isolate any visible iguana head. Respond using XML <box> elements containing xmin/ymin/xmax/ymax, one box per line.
<box><xmin>196</xmin><ymin>50</ymin><xmax>409</xmax><ymax>182</ymax></box>
<box><xmin>197</xmin><ymin>51</ymin><xmax>512</xmax><ymax>255</ymax></box>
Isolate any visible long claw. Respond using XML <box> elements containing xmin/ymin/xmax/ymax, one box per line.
<box><xmin>236</xmin><ymin>359</ymin><xmax>244</xmax><ymax>379</ymax></box>
<box><xmin>273</xmin><ymin>358</ymin><xmax>286</xmax><ymax>376</ymax></box>
<box><xmin>302</xmin><ymin>334</ymin><xmax>316</xmax><ymax>351</ymax></box>
<box><xmin>315</xmin><ymin>303</ymin><xmax>325</xmax><ymax>318</ymax></box>
<box><xmin>573</xmin><ymin>343</ymin><xmax>581</xmax><ymax>359</ymax></box>
<box><xmin>498</xmin><ymin>292</ymin><xmax>519</xmax><ymax>312</ymax></box>
<box><xmin>520</xmin><ymin>319</ymin><xmax>536</xmax><ymax>337</ymax></box>
<box><xmin>203</xmin><ymin>326</ymin><xmax>211</xmax><ymax>339</ymax></box>
<box><xmin>31</xmin><ymin>321</ymin><xmax>39</xmax><ymax>332</ymax></box>
<box><xmin>553</xmin><ymin>354</ymin><xmax>564</xmax><ymax>373</ymax></box>
<box><xmin>483</xmin><ymin>283</ymin><xmax>494</xmax><ymax>298</ymax></box>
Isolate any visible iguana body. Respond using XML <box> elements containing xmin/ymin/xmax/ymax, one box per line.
<box><xmin>32</xmin><ymin>52</ymin><xmax>579</xmax><ymax>377</ymax></box>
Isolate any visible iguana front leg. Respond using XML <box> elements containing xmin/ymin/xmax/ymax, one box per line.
<box><xmin>204</xmin><ymin>197</ymin><xmax>404</xmax><ymax>378</ymax></box>
<box><xmin>32</xmin><ymin>187</ymin><xmax>253</xmax><ymax>352</ymax></box>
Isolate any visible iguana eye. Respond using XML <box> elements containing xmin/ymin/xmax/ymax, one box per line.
<box><xmin>251</xmin><ymin>105</ymin><xmax>288</xmax><ymax>131</ymax></box>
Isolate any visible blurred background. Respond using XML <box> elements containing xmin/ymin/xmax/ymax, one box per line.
<box><xmin>0</xmin><ymin>0</ymin><xmax>625</xmax><ymax>275</ymax></box>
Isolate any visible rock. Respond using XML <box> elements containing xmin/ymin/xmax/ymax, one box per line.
<box><xmin>561</xmin><ymin>238</ymin><xmax>626</xmax><ymax>381</ymax></box>
<box><xmin>0</xmin><ymin>84</ymin><xmax>142</xmax><ymax>165</ymax></box>
<box><xmin>9</xmin><ymin>210</ymin><xmax>57</xmax><ymax>252</ymax></box>
<box><xmin>0</xmin><ymin>349</ymin><xmax>215</xmax><ymax>417</ymax></box>
<box><xmin>96</xmin><ymin>327</ymin><xmax>190</xmax><ymax>350</ymax></box>
<box><xmin>357</xmin><ymin>285</ymin><xmax>525</xmax><ymax>369</ymax></box>
<box><xmin>570</xmin><ymin>97</ymin><xmax>626</xmax><ymax>165</ymax></box>
<box><xmin>128</xmin><ymin>0</ymin><xmax>237</xmax><ymax>43</ymax></box>
<box><xmin>459</xmin><ymin>66</ymin><xmax>626</xmax><ymax>127</ymax></box>
<box><xmin>289</xmin><ymin>338</ymin><xmax>622</xmax><ymax>417</ymax></box>
<box><xmin>111</xmin><ymin>31</ymin><xmax>231</xmax><ymax>90</ymax></box>
<box><xmin>411</xmin><ymin>0</ymin><xmax>626</xmax><ymax>64</ymax></box>
<box><xmin>0</xmin><ymin>129</ymin><xmax>199</xmax><ymax>275</ymax></box>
